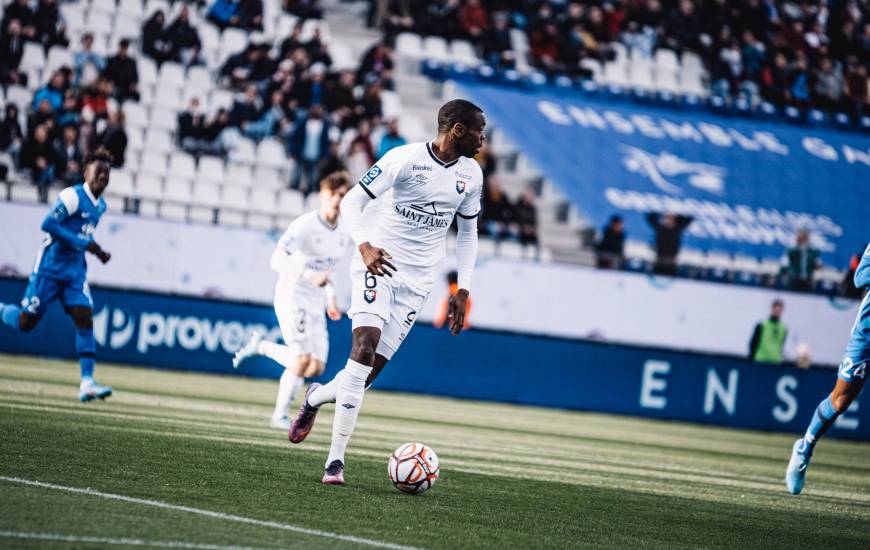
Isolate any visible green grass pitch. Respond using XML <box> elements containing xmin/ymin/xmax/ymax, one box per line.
<box><xmin>1</xmin><ymin>354</ymin><xmax>869</xmax><ymax>549</ymax></box>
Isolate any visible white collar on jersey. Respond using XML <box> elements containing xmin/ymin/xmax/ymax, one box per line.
<box><xmin>83</xmin><ymin>181</ymin><xmax>100</xmax><ymax>206</ymax></box>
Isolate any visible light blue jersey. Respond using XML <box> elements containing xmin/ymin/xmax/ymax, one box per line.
<box><xmin>838</xmin><ymin>243</ymin><xmax>870</xmax><ymax>382</ymax></box>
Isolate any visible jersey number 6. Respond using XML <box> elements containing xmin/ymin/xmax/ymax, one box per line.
<box><xmin>365</xmin><ymin>272</ymin><xmax>377</xmax><ymax>289</ymax></box>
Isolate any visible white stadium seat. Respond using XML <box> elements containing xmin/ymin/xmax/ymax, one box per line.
<box><xmin>123</xmin><ymin>102</ymin><xmax>149</xmax><ymax>129</ymax></box>
<box><xmin>61</xmin><ymin>3</ymin><xmax>86</xmax><ymax>33</ymax></box>
<box><xmin>118</xmin><ymin>0</ymin><xmax>144</xmax><ymax>19</ymax></box>
<box><xmin>138</xmin><ymin>57</ymin><xmax>159</xmax><ymax>87</ymax></box>
<box><xmin>225</xmin><ymin>163</ymin><xmax>253</xmax><ymax>187</ymax></box>
<box><xmin>20</xmin><ymin>43</ymin><xmax>45</xmax><ymax>71</ymax></box>
<box><xmin>86</xmin><ymin>12</ymin><xmax>114</xmax><ymax>34</ymax></box>
<box><xmin>6</xmin><ymin>86</ymin><xmax>31</xmax><ymax>109</ymax></box>
<box><xmin>228</xmin><ymin>138</ymin><xmax>256</xmax><ymax>164</ymax></box>
<box><xmin>249</xmin><ymin>189</ymin><xmax>278</xmax><ymax>215</ymax></box>
<box><xmin>150</xmin><ymin>107</ymin><xmax>177</xmax><ymax>131</ymax></box>
<box><xmin>108</xmin><ymin>170</ymin><xmax>135</xmax><ymax>196</ymax></box>
<box><xmin>395</xmin><ymin>33</ymin><xmax>422</xmax><ymax>59</ymax></box>
<box><xmin>218</xmin><ymin>209</ymin><xmax>245</xmax><ymax>227</ymax></box>
<box><xmin>246</xmin><ymin>213</ymin><xmax>274</xmax><ymax>231</ymax></box>
<box><xmin>191</xmin><ymin>182</ymin><xmax>222</xmax><ymax>208</ymax></box>
<box><xmin>158</xmin><ymin>62</ymin><xmax>186</xmax><ymax>89</ymax></box>
<box><xmin>196</xmin><ymin>157</ymin><xmax>225</xmax><ymax>185</ymax></box>
<box><xmin>10</xmin><ymin>182</ymin><xmax>40</xmax><ymax>203</ymax></box>
<box><xmin>168</xmin><ymin>152</ymin><xmax>197</xmax><ymax>180</ymax></box>
<box><xmin>163</xmin><ymin>180</ymin><xmax>192</xmax><ymax>204</ymax></box>
<box><xmin>221</xmin><ymin>186</ymin><xmax>249</xmax><ymax>209</ymax></box>
<box><xmin>450</xmin><ymin>40</ymin><xmax>479</xmax><ymax>66</ymax></box>
<box><xmin>189</xmin><ymin>205</ymin><xmax>216</xmax><ymax>224</ymax></box>
<box><xmin>139</xmin><ymin>152</ymin><xmax>168</xmax><ymax>178</ymax></box>
<box><xmin>380</xmin><ymin>90</ymin><xmax>402</xmax><ymax>119</ymax></box>
<box><xmin>422</xmin><ymin>36</ymin><xmax>449</xmax><ymax>62</ymax></box>
<box><xmin>209</xmin><ymin>89</ymin><xmax>234</xmax><ymax>113</ymax></box>
<box><xmin>253</xmin><ymin>167</ymin><xmax>284</xmax><ymax>189</ymax></box>
<box><xmin>199</xmin><ymin>24</ymin><xmax>220</xmax><ymax>56</ymax></box>
<box><xmin>153</xmin><ymin>86</ymin><xmax>182</xmax><ymax>111</ymax></box>
<box><xmin>160</xmin><ymin>202</ymin><xmax>188</xmax><ymax>222</ymax></box>
<box><xmin>135</xmin><ymin>175</ymin><xmax>164</xmax><ymax>200</ymax></box>
<box><xmin>255</xmin><ymin>139</ymin><xmax>287</xmax><ymax>169</ymax></box>
<box><xmin>186</xmin><ymin>66</ymin><xmax>213</xmax><ymax>92</ymax></box>
<box><xmin>220</xmin><ymin>28</ymin><xmax>248</xmax><ymax>59</ymax></box>
<box><xmin>277</xmin><ymin>189</ymin><xmax>304</xmax><ymax>216</ymax></box>
<box><xmin>46</xmin><ymin>47</ymin><xmax>74</xmax><ymax>73</ymax></box>
<box><xmin>144</xmin><ymin>129</ymin><xmax>173</xmax><ymax>154</ymax></box>
<box><xmin>125</xmin><ymin>128</ymin><xmax>144</xmax><ymax>156</ymax></box>
<box><xmin>89</xmin><ymin>0</ymin><xmax>117</xmax><ymax>17</ymax></box>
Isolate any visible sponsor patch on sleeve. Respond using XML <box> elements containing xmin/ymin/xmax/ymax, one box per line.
<box><xmin>360</xmin><ymin>165</ymin><xmax>383</xmax><ymax>186</ymax></box>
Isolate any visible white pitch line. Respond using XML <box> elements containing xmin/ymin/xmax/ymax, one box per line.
<box><xmin>0</xmin><ymin>530</ymin><xmax>277</xmax><ymax>549</ymax></box>
<box><xmin>0</xmin><ymin>477</ymin><xmax>421</xmax><ymax>550</ymax></box>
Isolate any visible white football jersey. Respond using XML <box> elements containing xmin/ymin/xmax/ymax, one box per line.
<box><xmin>357</xmin><ymin>142</ymin><xmax>483</xmax><ymax>291</ymax></box>
<box><xmin>274</xmin><ymin>210</ymin><xmax>351</xmax><ymax>311</ymax></box>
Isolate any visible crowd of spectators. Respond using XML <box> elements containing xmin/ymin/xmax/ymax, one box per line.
<box><xmin>370</xmin><ymin>0</ymin><xmax>870</xmax><ymax>116</ymax></box>
<box><xmin>0</xmin><ymin>0</ymin><xmax>141</xmax><ymax>200</ymax></box>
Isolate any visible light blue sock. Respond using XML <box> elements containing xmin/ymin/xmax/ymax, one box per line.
<box><xmin>0</xmin><ymin>303</ymin><xmax>22</xmax><ymax>331</ymax></box>
<box><xmin>76</xmin><ymin>327</ymin><xmax>96</xmax><ymax>381</ymax></box>
<box><xmin>803</xmin><ymin>396</ymin><xmax>839</xmax><ymax>451</ymax></box>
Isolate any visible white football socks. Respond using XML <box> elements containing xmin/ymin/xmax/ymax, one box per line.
<box><xmin>325</xmin><ymin>359</ymin><xmax>372</xmax><ymax>467</ymax></box>
<box><xmin>258</xmin><ymin>340</ymin><xmax>298</xmax><ymax>370</ymax></box>
<box><xmin>273</xmin><ymin>368</ymin><xmax>303</xmax><ymax>420</ymax></box>
<box><xmin>308</xmin><ymin>373</ymin><xmax>340</xmax><ymax>407</ymax></box>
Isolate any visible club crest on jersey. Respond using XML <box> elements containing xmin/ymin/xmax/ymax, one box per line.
<box><xmin>360</xmin><ymin>165</ymin><xmax>382</xmax><ymax>186</ymax></box>
<box><xmin>364</xmin><ymin>289</ymin><xmax>376</xmax><ymax>303</ymax></box>
<box><xmin>456</xmin><ymin>180</ymin><xmax>466</xmax><ymax>194</ymax></box>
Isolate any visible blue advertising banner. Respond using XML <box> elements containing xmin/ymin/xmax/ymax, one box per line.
<box><xmin>461</xmin><ymin>83</ymin><xmax>870</xmax><ymax>267</ymax></box>
<box><xmin>0</xmin><ymin>278</ymin><xmax>864</xmax><ymax>440</ymax></box>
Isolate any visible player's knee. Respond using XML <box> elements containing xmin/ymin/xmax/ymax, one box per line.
<box><xmin>297</xmin><ymin>354</ymin><xmax>312</xmax><ymax>371</ymax></box>
<box><xmin>350</xmin><ymin>338</ymin><xmax>377</xmax><ymax>365</ymax></box>
<box><xmin>19</xmin><ymin>313</ymin><xmax>39</xmax><ymax>332</ymax></box>
<box><xmin>830</xmin><ymin>392</ymin><xmax>853</xmax><ymax>414</ymax></box>
<box><xmin>68</xmin><ymin>307</ymin><xmax>93</xmax><ymax>329</ymax></box>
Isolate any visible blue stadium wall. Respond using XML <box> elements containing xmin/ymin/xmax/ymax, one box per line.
<box><xmin>0</xmin><ymin>277</ymin><xmax>865</xmax><ymax>440</ymax></box>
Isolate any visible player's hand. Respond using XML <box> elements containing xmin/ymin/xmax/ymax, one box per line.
<box><xmin>309</xmin><ymin>271</ymin><xmax>331</xmax><ymax>287</ymax></box>
<box><xmin>359</xmin><ymin>242</ymin><xmax>396</xmax><ymax>277</ymax></box>
<box><xmin>446</xmin><ymin>289</ymin><xmax>469</xmax><ymax>336</ymax></box>
<box><xmin>86</xmin><ymin>241</ymin><xmax>111</xmax><ymax>264</ymax></box>
<box><xmin>327</xmin><ymin>304</ymin><xmax>342</xmax><ymax>321</ymax></box>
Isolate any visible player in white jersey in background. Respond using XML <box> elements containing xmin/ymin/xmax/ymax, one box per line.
<box><xmin>287</xmin><ymin>99</ymin><xmax>485</xmax><ymax>485</ymax></box>
<box><xmin>234</xmin><ymin>172</ymin><xmax>352</xmax><ymax>429</ymax></box>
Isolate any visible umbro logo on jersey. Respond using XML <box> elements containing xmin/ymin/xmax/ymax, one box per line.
<box><xmin>364</xmin><ymin>289</ymin><xmax>376</xmax><ymax>303</ymax></box>
<box><xmin>411</xmin><ymin>164</ymin><xmax>433</xmax><ymax>171</ymax></box>
<box><xmin>455</xmin><ymin>171</ymin><xmax>472</xmax><ymax>180</ymax></box>
<box><xmin>360</xmin><ymin>165</ymin><xmax>382</xmax><ymax>185</ymax></box>
<box><xmin>341</xmin><ymin>403</ymin><xmax>356</xmax><ymax>409</ymax></box>
<box><xmin>456</xmin><ymin>180</ymin><xmax>466</xmax><ymax>194</ymax></box>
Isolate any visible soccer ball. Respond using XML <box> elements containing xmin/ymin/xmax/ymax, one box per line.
<box><xmin>387</xmin><ymin>443</ymin><xmax>440</xmax><ymax>494</ymax></box>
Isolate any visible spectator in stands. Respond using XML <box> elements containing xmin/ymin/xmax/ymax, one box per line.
<box><xmin>73</xmin><ymin>33</ymin><xmax>105</xmax><ymax>87</ymax></box>
<box><xmin>377</xmin><ymin>118</ymin><xmax>406</xmax><ymax>158</ymax></box>
<box><xmin>292</xmin><ymin>61</ymin><xmax>328</xmax><ymax>109</ymax></box>
<box><xmin>279</xmin><ymin>22</ymin><xmax>304</xmax><ymax>59</ymax></box>
<box><xmin>433</xmin><ymin>271</ymin><xmax>472</xmax><ymax>331</ymax></box>
<box><xmin>56</xmin><ymin>90</ymin><xmax>80</xmax><ymax>129</ymax></box>
<box><xmin>243</xmin><ymin>90</ymin><xmax>289</xmax><ymax>141</ymax></box>
<box><xmin>427</xmin><ymin>0</ymin><xmax>461</xmax><ymax>40</ymax></box>
<box><xmin>646</xmin><ymin>212</ymin><xmax>693</xmax><ymax>276</ymax></box>
<box><xmin>167</xmin><ymin>6</ymin><xmax>203</xmax><ymax>67</ymax></box>
<box><xmin>104</xmin><ymin>39</ymin><xmax>140</xmax><ymax>103</ymax></box>
<box><xmin>80</xmin><ymin>77</ymin><xmax>112</xmax><ymax>122</ymax></box>
<box><xmin>177</xmin><ymin>97</ymin><xmax>208</xmax><ymax>155</ymax></box>
<box><xmin>142</xmin><ymin>10</ymin><xmax>175</xmax><ymax>66</ymax></box>
<box><xmin>514</xmin><ymin>186</ymin><xmax>539</xmax><ymax>255</ymax></box>
<box><xmin>54</xmin><ymin>124</ymin><xmax>82</xmax><ymax>185</ymax></box>
<box><xmin>748</xmin><ymin>299</ymin><xmax>787</xmax><ymax>364</ymax></box>
<box><xmin>348</xmin><ymin>119</ymin><xmax>376</xmax><ymax>165</ymax></box>
<box><xmin>2</xmin><ymin>0</ymin><xmax>36</xmax><ymax>41</ymax></box>
<box><xmin>596</xmin><ymin>214</ymin><xmax>626</xmax><ymax>269</ymax></box>
<box><xmin>812</xmin><ymin>57</ymin><xmax>845</xmax><ymax>112</ymax></box>
<box><xmin>320</xmin><ymin>141</ymin><xmax>346</xmax><ymax>179</ymax></box>
<box><xmin>19</xmin><ymin>123</ymin><xmax>57</xmax><ymax>200</ymax></box>
<box><xmin>481</xmin><ymin>178</ymin><xmax>518</xmax><ymax>241</ymax></box>
<box><xmin>34</xmin><ymin>0</ymin><xmax>67</xmax><ymax>51</ymax></box>
<box><xmin>357</xmin><ymin>41</ymin><xmax>394</xmax><ymax>89</ymax></box>
<box><xmin>203</xmin><ymin>108</ymin><xmax>233</xmax><ymax>155</ymax></box>
<box><xmin>288</xmin><ymin>104</ymin><xmax>330</xmax><ymax>194</ymax></box>
<box><xmin>783</xmin><ymin>229</ymin><xmax>821</xmax><ymax>292</ymax></box>
<box><xmin>376</xmin><ymin>0</ymin><xmax>414</xmax><ymax>39</ymax></box>
<box><xmin>32</xmin><ymin>71</ymin><xmax>66</xmax><ymax>113</ymax></box>
<box><xmin>0</xmin><ymin>104</ymin><xmax>23</xmax><ymax>159</ymax></box>
<box><xmin>844</xmin><ymin>59</ymin><xmax>869</xmax><ymax>118</ymax></box>
<box><xmin>230</xmin><ymin>83</ymin><xmax>264</xmax><ymax>128</ymax></box>
<box><xmin>324</xmin><ymin>70</ymin><xmax>360</xmax><ymax>124</ymax></box>
<box><xmin>481</xmin><ymin>11</ymin><xmax>515</xmax><ymax>68</ymax></box>
<box><xmin>345</xmin><ymin>138</ymin><xmax>371</xmax><ymax>182</ymax></box>
<box><xmin>0</xmin><ymin>19</ymin><xmax>27</xmax><ymax>87</ymax></box>
<box><xmin>207</xmin><ymin>0</ymin><xmax>243</xmax><ymax>31</ymax></box>
<box><xmin>360</xmin><ymin>80</ymin><xmax>383</xmax><ymax>121</ymax></box>
<box><xmin>305</xmin><ymin>27</ymin><xmax>332</xmax><ymax>67</ymax></box>
<box><xmin>98</xmin><ymin>110</ymin><xmax>127</xmax><ymax>168</ymax></box>
<box><xmin>459</xmin><ymin>0</ymin><xmax>488</xmax><ymax>41</ymax></box>
<box><xmin>529</xmin><ymin>22</ymin><xmax>561</xmax><ymax>73</ymax></box>
<box><xmin>284</xmin><ymin>0</ymin><xmax>322</xmax><ymax>21</ymax></box>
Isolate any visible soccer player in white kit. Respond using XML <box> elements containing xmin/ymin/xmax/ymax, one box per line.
<box><xmin>233</xmin><ymin>172</ymin><xmax>352</xmax><ymax>429</ymax></box>
<box><xmin>288</xmin><ymin>100</ymin><xmax>485</xmax><ymax>485</ymax></box>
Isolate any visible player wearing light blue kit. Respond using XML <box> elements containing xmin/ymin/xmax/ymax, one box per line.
<box><xmin>0</xmin><ymin>150</ymin><xmax>114</xmax><ymax>402</ymax></box>
<box><xmin>786</xmin><ymin>241</ymin><xmax>870</xmax><ymax>494</ymax></box>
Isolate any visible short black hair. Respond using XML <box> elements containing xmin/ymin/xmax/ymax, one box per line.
<box><xmin>437</xmin><ymin>99</ymin><xmax>483</xmax><ymax>133</ymax></box>
<box><xmin>85</xmin><ymin>147</ymin><xmax>113</xmax><ymax>166</ymax></box>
